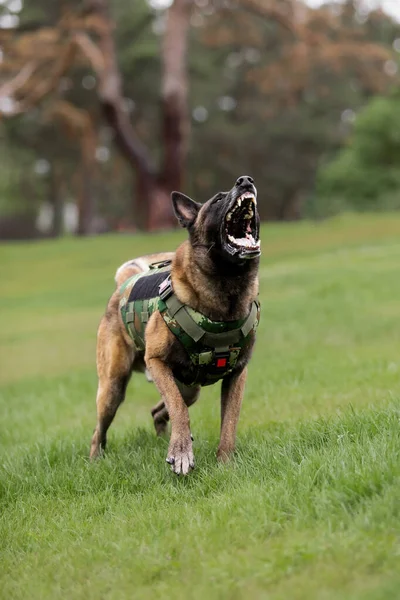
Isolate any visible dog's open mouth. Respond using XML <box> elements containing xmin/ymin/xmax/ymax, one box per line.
<box><xmin>224</xmin><ymin>191</ymin><xmax>260</xmax><ymax>258</ymax></box>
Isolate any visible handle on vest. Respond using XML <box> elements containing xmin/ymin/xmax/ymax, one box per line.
<box><xmin>150</xmin><ymin>259</ymin><xmax>173</xmax><ymax>270</ymax></box>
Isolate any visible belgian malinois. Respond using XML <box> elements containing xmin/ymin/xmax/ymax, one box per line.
<box><xmin>90</xmin><ymin>175</ymin><xmax>261</xmax><ymax>475</ymax></box>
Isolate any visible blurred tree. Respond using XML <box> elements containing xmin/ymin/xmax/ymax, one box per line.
<box><xmin>316</xmin><ymin>90</ymin><xmax>400</xmax><ymax>214</ymax></box>
<box><xmin>195</xmin><ymin>0</ymin><xmax>399</xmax><ymax>219</ymax></box>
<box><xmin>0</xmin><ymin>0</ymin><xmax>399</xmax><ymax>235</ymax></box>
<box><xmin>0</xmin><ymin>0</ymin><xmax>190</xmax><ymax>232</ymax></box>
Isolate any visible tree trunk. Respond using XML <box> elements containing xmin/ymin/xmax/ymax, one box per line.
<box><xmin>77</xmin><ymin>127</ymin><xmax>96</xmax><ymax>235</ymax></box>
<box><xmin>77</xmin><ymin>167</ymin><xmax>94</xmax><ymax>235</ymax></box>
<box><xmin>50</xmin><ymin>163</ymin><xmax>64</xmax><ymax>237</ymax></box>
<box><xmin>134</xmin><ymin>174</ymin><xmax>178</xmax><ymax>231</ymax></box>
<box><xmin>280</xmin><ymin>191</ymin><xmax>303</xmax><ymax>220</ymax></box>
<box><xmin>77</xmin><ymin>0</ymin><xmax>192</xmax><ymax>231</ymax></box>
<box><xmin>158</xmin><ymin>0</ymin><xmax>191</xmax><ymax>213</ymax></box>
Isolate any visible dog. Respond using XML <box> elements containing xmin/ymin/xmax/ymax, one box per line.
<box><xmin>90</xmin><ymin>175</ymin><xmax>261</xmax><ymax>475</ymax></box>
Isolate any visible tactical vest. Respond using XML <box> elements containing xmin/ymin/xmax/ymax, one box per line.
<box><xmin>119</xmin><ymin>260</ymin><xmax>260</xmax><ymax>387</ymax></box>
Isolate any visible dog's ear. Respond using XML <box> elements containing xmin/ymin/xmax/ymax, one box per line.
<box><xmin>171</xmin><ymin>192</ymin><xmax>202</xmax><ymax>228</ymax></box>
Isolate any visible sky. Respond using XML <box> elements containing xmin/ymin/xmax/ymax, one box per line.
<box><xmin>149</xmin><ymin>0</ymin><xmax>400</xmax><ymax>22</ymax></box>
<box><xmin>307</xmin><ymin>0</ymin><xmax>400</xmax><ymax>22</ymax></box>
<box><xmin>0</xmin><ymin>0</ymin><xmax>399</xmax><ymax>29</ymax></box>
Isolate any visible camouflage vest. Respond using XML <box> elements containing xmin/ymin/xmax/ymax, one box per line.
<box><xmin>119</xmin><ymin>260</ymin><xmax>260</xmax><ymax>387</ymax></box>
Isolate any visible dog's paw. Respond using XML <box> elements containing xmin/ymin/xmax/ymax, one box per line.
<box><xmin>166</xmin><ymin>436</ymin><xmax>195</xmax><ymax>475</ymax></box>
<box><xmin>90</xmin><ymin>430</ymin><xmax>106</xmax><ymax>460</ymax></box>
<box><xmin>216</xmin><ymin>446</ymin><xmax>234</xmax><ymax>463</ymax></box>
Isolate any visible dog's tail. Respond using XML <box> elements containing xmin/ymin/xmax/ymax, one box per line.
<box><xmin>114</xmin><ymin>258</ymin><xmax>150</xmax><ymax>288</ymax></box>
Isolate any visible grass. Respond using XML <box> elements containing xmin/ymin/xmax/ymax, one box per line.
<box><xmin>1</xmin><ymin>212</ymin><xmax>400</xmax><ymax>599</ymax></box>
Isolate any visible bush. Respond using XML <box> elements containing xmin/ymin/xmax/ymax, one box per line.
<box><xmin>316</xmin><ymin>92</ymin><xmax>400</xmax><ymax>214</ymax></box>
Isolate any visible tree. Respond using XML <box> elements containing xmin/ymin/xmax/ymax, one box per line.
<box><xmin>0</xmin><ymin>0</ymin><xmax>399</xmax><ymax>233</ymax></box>
<box><xmin>197</xmin><ymin>0</ymin><xmax>399</xmax><ymax>219</ymax></box>
<box><xmin>0</xmin><ymin>0</ymin><xmax>191</xmax><ymax>232</ymax></box>
<box><xmin>316</xmin><ymin>91</ymin><xmax>400</xmax><ymax>214</ymax></box>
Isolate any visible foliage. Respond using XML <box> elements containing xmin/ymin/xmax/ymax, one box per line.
<box><xmin>2</xmin><ymin>214</ymin><xmax>400</xmax><ymax>596</ymax></box>
<box><xmin>196</xmin><ymin>2</ymin><xmax>400</xmax><ymax>219</ymax></box>
<box><xmin>0</xmin><ymin>0</ymin><xmax>400</xmax><ymax>232</ymax></box>
<box><xmin>316</xmin><ymin>92</ymin><xmax>400</xmax><ymax>216</ymax></box>
<box><xmin>0</xmin><ymin>140</ymin><xmax>44</xmax><ymax>216</ymax></box>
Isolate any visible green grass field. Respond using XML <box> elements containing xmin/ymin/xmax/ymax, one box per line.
<box><xmin>1</xmin><ymin>213</ymin><xmax>400</xmax><ymax>599</ymax></box>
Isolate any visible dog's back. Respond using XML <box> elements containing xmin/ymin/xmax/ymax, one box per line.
<box><xmin>114</xmin><ymin>252</ymin><xmax>175</xmax><ymax>288</ymax></box>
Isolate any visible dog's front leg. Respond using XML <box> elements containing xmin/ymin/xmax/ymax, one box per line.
<box><xmin>217</xmin><ymin>367</ymin><xmax>247</xmax><ymax>462</ymax></box>
<box><xmin>147</xmin><ymin>357</ymin><xmax>194</xmax><ymax>475</ymax></box>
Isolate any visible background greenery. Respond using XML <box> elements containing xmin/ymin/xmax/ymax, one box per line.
<box><xmin>317</xmin><ymin>90</ymin><xmax>400</xmax><ymax>214</ymax></box>
<box><xmin>2</xmin><ymin>0</ymin><xmax>400</xmax><ymax>235</ymax></box>
<box><xmin>1</xmin><ymin>214</ymin><xmax>400</xmax><ymax>598</ymax></box>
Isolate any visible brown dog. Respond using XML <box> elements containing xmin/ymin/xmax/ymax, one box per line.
<box><xmin>90</xmin><ymin>176</ymin><xmax>261</xmax><ymax>474</ymax></box>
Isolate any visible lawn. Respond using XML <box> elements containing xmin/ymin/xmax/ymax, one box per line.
<box><xmin>1</xmin><ymin>213</ymin><xmax>400</xmax><ymax>599</ymax></box>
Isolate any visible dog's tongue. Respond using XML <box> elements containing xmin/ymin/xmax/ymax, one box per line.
<box><xmin>246</xmin><ymin>222</ymin><xmax>252</xmax><ymax>233</ymax></box>
<box><xmin>228</xmin><ymin>233</ymin><xmax>259</xmax><ymax>249</ymax></box>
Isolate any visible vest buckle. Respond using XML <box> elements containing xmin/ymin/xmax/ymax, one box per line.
<box><xmin>213</xmin><ymin>351</ymin><xmax>231</xmax><ymax>370</ymax></box>
<box><xmin>159</xmin><ymin>276</ymin><xmax>173</xmax><ymax>301</ymax></box>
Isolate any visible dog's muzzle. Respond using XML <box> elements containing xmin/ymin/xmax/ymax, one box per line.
<box><xmin>224</xmin><ymin>191</ymin><xmax>260</xmax><ymax>259</ymax></box>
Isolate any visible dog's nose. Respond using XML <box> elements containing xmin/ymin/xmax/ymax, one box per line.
<box><xmin>235</xmin><ymin>175</ymin><xmax>254</xmax><ymax>189</ymax></box>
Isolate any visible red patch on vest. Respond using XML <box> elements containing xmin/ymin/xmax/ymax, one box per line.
<box><xmin>216</xmin><ymin>358</ymin><xmax>227</xmax><ymax>368</ymax></box>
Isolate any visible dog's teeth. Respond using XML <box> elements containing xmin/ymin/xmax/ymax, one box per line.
<box><xmin>237</xmin><ymin>198</ymin><xmax>242</xmax><ymax>206</ymax></box>
<box><xmin>226</xmin><ymin>212</ymin><xmax>232</xmax><ymax>221</ymax></box>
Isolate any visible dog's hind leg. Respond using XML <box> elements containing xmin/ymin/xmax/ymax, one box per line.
<box><xmin>151</xmin><ymin>399</ymin><xmax>169</xmax><ymax>436</ymax></box>
<box><xmin>90</xmin><ymin>315</ymin><xmax>133</xmax><ymax>459</ymax></box>
<box><xmin>90</xmin><ymin>375</ymin><xmax>130</xmax><ymax>458</ymax></box>
<box><xmin>151</xmin><ymin>384</ymin><xmax>200</xmax><ymax>436</ymax></box>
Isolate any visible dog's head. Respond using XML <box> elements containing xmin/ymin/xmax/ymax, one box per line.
<box><xmin>172</xmin><ymin>176</ymin><xmax>261</xmax><ymax>264</ymax></box>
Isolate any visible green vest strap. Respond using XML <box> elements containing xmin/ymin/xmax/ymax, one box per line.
<box><xmin>203</xmin><ymin>329</ymin><xmax>241</xmax><ymax>349</ymax></box>
<box><xmin>125</xmin><ymin>302</ymin><xmax>135</xmax><ymax>326</ymax></box>
<box><xmin>166</xmin><ymin>302</ymin><xmax>205</xmax><ymax>343</ymax></box>
<box><xmin>165</xmin><ymin>293</ymin><xmax>184</xmax><ymax>318</ymax></box>
<box><xmin>141</xmin><ymin>298</ymin><xmax>149</xmax><ymax>323</ymax></box>
<box><xmin>241</xmin><ymin>300</ymin><xmax>259</xmax><ymax>338</ymax></box>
